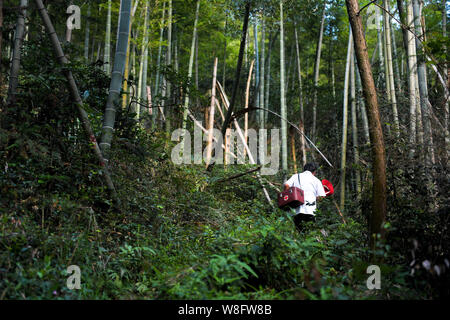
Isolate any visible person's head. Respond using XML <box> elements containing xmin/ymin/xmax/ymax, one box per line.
<box><xmin>303</xmin><ymin>162</ymin><xmax>318</xmax><ymax>175</ymax></box>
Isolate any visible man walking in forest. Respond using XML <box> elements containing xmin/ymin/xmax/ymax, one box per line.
<box><xmin>283</xmin><ymin>163</ymin><xmax>326</xmax><ymax>232</ymax></box>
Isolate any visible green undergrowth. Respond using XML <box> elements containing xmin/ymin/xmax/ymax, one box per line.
<box><xmin>0</xmin><ymin>128</ymin><xmax>421</xmax><ymax>300</ymax></box>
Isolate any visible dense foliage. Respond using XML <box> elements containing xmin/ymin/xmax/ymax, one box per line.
<box><xmin>0</xmin><ymin>0</ymin><xmax>448</xmax><ymax>300</ymax></box>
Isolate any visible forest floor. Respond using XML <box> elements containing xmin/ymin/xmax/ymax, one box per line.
<box><xmin>0</xmin><ymin>127</ymin><xmax>431</xmax><ymax>299</ymax></box>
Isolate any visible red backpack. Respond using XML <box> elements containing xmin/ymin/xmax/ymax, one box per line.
<box><xmin>278</xmin><ymin>174</ymin><xmax>305</xmax><ymax>210</ymax></box>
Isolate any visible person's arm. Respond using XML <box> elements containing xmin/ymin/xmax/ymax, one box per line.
<box><xmin>316</xmin><ymin>179</ymin><xmax>327</xmax><ymax>201</ymax></box>
<box><xmin>283</xmin><ymin>176</ymin><xmax>294</xmax><ymax>191</ymax></box>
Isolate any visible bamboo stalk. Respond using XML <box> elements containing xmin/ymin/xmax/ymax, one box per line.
<box><xmin>34</xmin><ymin>0</ymin><xmax>118</xmax><ymax>203</ymax></box>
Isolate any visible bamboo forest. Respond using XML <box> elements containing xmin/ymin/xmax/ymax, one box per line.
<box><xmin>0</xmin><ymin>0</ymin><xmax>448</xmax><ymax>302</ymax></box>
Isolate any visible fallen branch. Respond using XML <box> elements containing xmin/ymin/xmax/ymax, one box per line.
<box><xmin>332</xmin><ymin>198</ymin><xmax>347</xmax><ymax>224</ymax></box>
<box><xmin>215</xmin><ymin>166</ymin><xmax>262</xmax><ymax>183</ymax></box>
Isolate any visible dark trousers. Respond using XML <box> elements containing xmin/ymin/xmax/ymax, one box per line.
<box><xmin>293</xmin><ymin>214</ymin><xmax>316</xmax><ymax>233</ymax></box>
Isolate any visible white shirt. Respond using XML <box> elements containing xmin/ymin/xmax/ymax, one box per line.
<box><xmin>284</xmin><ymin>171</ymin><xmax>326</xmax><ymax>216</ymax></box>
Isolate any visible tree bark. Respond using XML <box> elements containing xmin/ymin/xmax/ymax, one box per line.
<box><xmin>345</xmin><ymin>0</ymin><xmax>387</xmax><ymax>250</ymax></box>
<box><xmin>383</xmin><ymin>0</ymin><xmax>399</xmax><ymax>137</ymax></box>
<box><xmin>218</xmin><ymin>2</ymin><xmax>250</xmax><ymax>146</ymax></box>
<box><xmin>259</xmin><ymin>17</ymin><xmax>265</xmax><ymax>164</ymax></box>
<box><xmin>351</xmin><ymin>53</ymin><xmax>361</xmax><ymax>202</ymax></box>
<box><xmin>412</xmin><ymin>0</ymin><xmax>435</xmax><ymax>167</ymax></box>
<box><xmin>165</xmin><ymin>0</ymin><xmax>173</xmax><ymax>134</ymax></box>
<box><xmin>339</xmin><ymin>29</ymin><xmax>353</xmax><ymax>212</ymax></box>
<box><xmin>406</xmin><ymin>0</ymin><xmax>419</xmax><ymax>158</ymax></box>
<box><xmin>84</xmin><ymin>3</ymin><xmax>91</xmax><ymax>61</ymax></box>
<box><xmin>280</xmin><ymin>0</ymin><xmax>288</xmax><ymax>173</ymax></box>
<box><xmin>138</xmin><ymin>0</ymin><xmax>150</xmax><ymax>119</ymax></box>
<box><xmin>312</xmin><ymin>4</ymin><xmax>326</xmax><ymax>141</ymax></box>
<box><xmin>104</xmin><ymin>0</ymin><xmax>112</xmax><ymax>74</ymax></box>
<box><xmin>153</xmin><ymin>0</ymin><xmax>166</xmax><ymax>127</ymax></box>
<box><xmin>100</xmin><ymin>0</ymin><xmax>132</xmax><ymax>160</ymax></box>
<box><xmin>6</xmin><ymin>0</ymin><xmax>27</xmax><ymax>106</ymax></box>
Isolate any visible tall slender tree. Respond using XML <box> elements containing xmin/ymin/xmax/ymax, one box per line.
<box><xmin>153</xmin><ymin>0</ymin><xmax>166</xmax><ymax>127</ymax></box>
<box><xmin>259</xmin><ymin>16</ymin><xmax>266</xmax><ymax>165</ymax></box>
<box><xmin>346</xmin><ymin>0</ymin><xmax>387</xmax><ymax>250</ymax></box>
<box><xmin>412</xmin><ymin>0</ymin><xmax>435</xmax><ymax>167</ymax></box>
<box><xmin>165</xmin><ymin>0</ymin><xmax>173</xmax><ymax>133</ymax></box>
<box><xmin>84</xmin><ymin>3</ymin><xmax>91</xmax><ymax>61</ymax></box>
<box><xmin>138</xmin><ymin>0</ymin><xmax>150</xmax><ymax>119</ymax></box>
<box><xmin>104</xmin><ymin>0</ymin><xmax>112</xmax><ymax>74</ymax></box>
<box><xmin>180</xmin><ymin>0</ymin><xmax>200</xmax><ymax>151</ymax></box>
<box><xmin>100</xmin><ymin>0</ymin><xmax>132</xmax><ymax>160</ymax></box>
<box><xmin>294</xmin><ymin>26</ymin><xmax>306</xmax><ymax>166</ymax></box>
<box><xmin>351</xmin><ymin>53</ymin><xmax>361</xmax><ymax>201</ymax></box>
<box><xmin>383</xmin><ymin>0</ymin><xmax>399</xmax><ymax>136</ymax></box>
<box><xmin>312</xmin><ymin>3</ymin><xmax>326</xmax><ymax>140</ymax></box>
<box><xmin>406</xmin><ymin>0</ymin><xmax>419</xmax><ymax>157</ymax></box>
<box><xmin>279</xmin><ymin>0</ymin><xmax>288</xmax><ymax>173</ymax></box>
<box><xmin>339</xmin><ymin>29</ymin><xmax>353</xmax><ymax>212</ymax></box>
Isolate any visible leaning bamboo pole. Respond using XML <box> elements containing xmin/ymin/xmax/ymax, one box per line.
<box><xmin>34</xmin><ymin>0</ymin><xmax>118</xmax><ymax>202</ymax></box>
<box><xmin>206</xmin><ymin>57</ymin><xmax>219</xmax><ymax>166</ymax></box>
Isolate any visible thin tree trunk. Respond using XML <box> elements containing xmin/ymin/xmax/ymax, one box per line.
<box><xmin>346</xmin><ymin>0</ymin><xmax>387</xmax><ymax>251</ymax></box>
<box><xmin>443</xmin><ymin>0</ymin><xmax>450</xmax><ymax>163</ymax></box>
<box><xmin>206</xmin><ymin>57</ymin><xmax>219</xmax><ymax>166</ymax></box>
<box><xmin>351</xmin><ymin>53</ymin><xmax>362</xmax><ymax>202</ymax></box>
<box><xmin>339</xmin><ymin>30</ymin><xmax>353</xmax><ymax>212</ymax></box>
<box><xmin>259</xmin><ymin>17</ymin><xmax>265</xmax><ymax>164</ymax></box>
<box><xmin>104</xmin><ymin>0</ymin><xmax>112</xmax><ymax>74</ymax></box>
<box><xmin>264</xmin><ymin>32</ymin><xmax>273</xmax><ymax>126</ymax></box>
<box><xmin>100</xmin><ymin>0</ymin><xmax>132</xmax><ymax>160</ymax></box>
<box><xmin>290</xmin><ymin>128</ymin><xmax>297</xmax><ymax>172</ymax></box>
<box><xmin>222</xmin><ymin>17</ymin><xmax>228</xmax><ymax>93</ymax></box>
<box><xmin>406</xmin><ymin>0</ymin><xmax>419</xmax><ymax>157</ymax></box>
<box><xmin>217</xmin><ymin>2</ymin><xmax>250</xmax><ymax>150</ymax></box>
<box><xmin>312</xmin><ymin>5</ymin><xmax>326</xmax><ymax>140</ymax></box>
<box><xmin>34</xmin><ymin>0</ymin><xmax>117</xmax><ymax>201</ymax></box>
<box><xmin>390</xmin><ymin>18</ymin><xmax>402</xmax><ymax>94</ymax></box>
<box><xmin>294</xmin><ymin>26</ymin><xmax>307</xmax><ymax>166</ymax></box>
<box><xmin>412</xmin><ymin>0</ymin><xmax>435</xmax><ymax>167</ymax></box>
<box><xmin>153</xmin><ymin>0</ymin><xmax>166</xmax><ymax>127</ymax></box>
<box><xmin>376</xmin><ymin>20</ymin><xmax>385</xmax><ymax>88</ymax></box>
<box><xmin>280</xmin><ymin>0</ymin><xmax>288</xmax><ymax>173</ymax></box>
<box><xmin>165</xmin><ymin>0</ymin><xmax>172</xmax><ymax>134</ymax></box>
<box><xmin>138</xmin><ymin>1</ymin><xmax>149</xmax><ymax>119</ymax></box>
<box><xmin>84</xmin><ymin>3</ymin><xmax>91</xmax><ymax>61</ymax></box>
<box><xmin>180</xmin><ymin>0</ymin><xmax>200</xmax><ymax>149</ymax></box>
<box><xmin>195</xmin><ymin>32</ymin><xmax>199</xmax><ymax>109</ymax></box>
<box><xmin>397</xmin><ymin>0</ymin><xmax>410</xmax><ymax>60</ymax></box>
<box><xmin>383</xmin><ymin>0</ymin><xmax>400</xmax><ymax>136</ymax></box>
<box><xmin>121</xmin><ymin>0</ymin><xmax>139</xmax><ymax>109</ymax></box>
<box><xmin>6</xmin><ymin>0</ymin><xmax>27</xmax><ymax>106</ymax></box>
<box><xmin>254</xmin><ymin>21</ymin><xmax>260</xmax><ymax>125</ymax></box>
<box><xmin>244</xmin><ymin>60</ymin><xmax>255</xmax><ymax>159</ymax></box>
